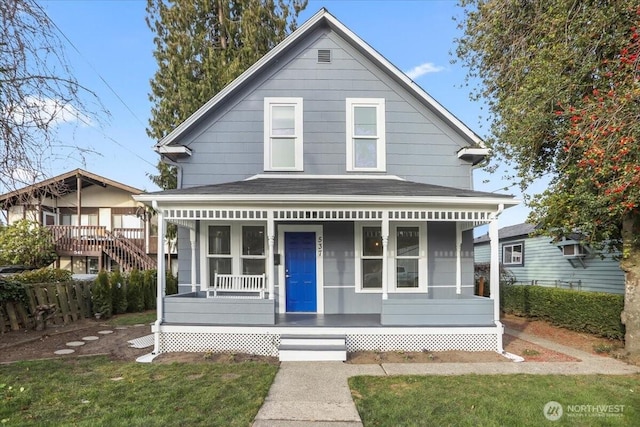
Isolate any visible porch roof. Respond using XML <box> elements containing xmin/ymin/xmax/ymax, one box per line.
<box><xmin>136</xmin><ymin>176</ymin><xmax>516</xmax><ymax>204</ymax></box>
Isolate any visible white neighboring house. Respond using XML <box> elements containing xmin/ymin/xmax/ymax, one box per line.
<box><xmin>0</xmin><ymin>169</ymin><xmax>167</xmax><ymax>273</ymax></box>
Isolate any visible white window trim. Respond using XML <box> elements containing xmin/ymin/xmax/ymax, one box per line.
<box><xmin>355</xmin><ymin>223</ymin><xmax>384</xmax><ymax>293</ymax></box>
<box><xmin>346</xmin><ymin>98</ymin><xmax>386</xmax><ymax>172</ymax></box>
<box><xmin>200</xmin><ymin>222</ymin><xmax>266</xmax><ymax>290</ymax></box>
<box><xmin>502</xmin><ymin>241</ymin><xmax>524</xmax><ymax>266</ymax></box>
<box><xmin>264</xmin><ymin>97</ymin><xmax>303</xmax><ymax>171</ymax></box>
<box><xmin>390</xmin><ymin>223</ymin><xmax>428</xmax><ymax>293</ymax></box>
<box><xmin>355</xmin><ymin>222</ymin><xmax>428</xmax><ymax>293</ymax></box>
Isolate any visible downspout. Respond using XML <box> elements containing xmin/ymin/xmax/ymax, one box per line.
<box><xmin>152</xmin><ymin>200</ymin><xmax>165</xmax><ymax>356</ymax></box>
<box><xmin>489</xmin><ymin>203</ymin><xmax>505</xmax><ymax>353</ymax></box>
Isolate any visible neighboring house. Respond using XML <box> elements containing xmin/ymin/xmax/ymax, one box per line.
<box><xmin>0</xmin><ymin>169</ymin><xmax>157</xmax><ymax>273</ymax></box>
<box><xmin>474</xmin><ymin>223</ymin><xmax>624</xmax><ymax>294</ymax></box>
<box><xmin>135</xmin><ymin>8</ymin><xmax>517</xmax><ymax>362</ymax></box>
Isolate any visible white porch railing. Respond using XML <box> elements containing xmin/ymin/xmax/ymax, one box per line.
<box><xmin>207</xmin><ymin>273</ymin><xmax>266</xmax><ymax>299</ymax></box>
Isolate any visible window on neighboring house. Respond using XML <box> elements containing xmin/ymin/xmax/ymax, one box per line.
<box><xmin>346</xmin><ymin>98</ymin><xmax>386</xmax><ymax>171</ymax></box>
<box><xmin>502</xmin><ymin>242</ymin><xmax>524</xmax><ymax>266</ymax></box>
<box><xmin>61</xmin><ymin>213</ymin><xmax>98</xmax><ymax>226</ymax></box>
<box><xmin>264</xmin><ymin>97</ymin><xmax>303</xmax><ymax>171</ymax></box>
<box><xmin>562</xmin><ymin>243</ymin><xmax>587</xmax><ymax>257</ymax></box>
<box><xmin>112</xmin><ymin>214</ymin><xmax>142</xmax><ymax>229</ymax></box>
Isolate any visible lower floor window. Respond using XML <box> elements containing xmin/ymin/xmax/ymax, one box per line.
<box><xmin>205</xmin><ymin>223</ymin><xmax>266</xmax><ymax>287</ymax></box>
<box><xmin>356</xmin><ymin>223</ymin><xmax>427</xmax><ymax>292</ymax></box>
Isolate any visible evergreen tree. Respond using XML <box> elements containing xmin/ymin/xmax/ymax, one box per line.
<box><xmin>145</xmin><ymin>0</ymin><xmax>307</xmax><ymax>189</ymax></box>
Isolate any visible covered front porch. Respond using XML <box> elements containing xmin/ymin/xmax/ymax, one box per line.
<box><xmin>135</xmin><ymin>177</ymin><xmax>515</xmax><ymax>359</ymax></box>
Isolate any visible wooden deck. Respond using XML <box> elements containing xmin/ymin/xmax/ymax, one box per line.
<box><xmin>47</xmin><ymin>225</ymin><xmax>156</xmax><ymax>271</ymax></box>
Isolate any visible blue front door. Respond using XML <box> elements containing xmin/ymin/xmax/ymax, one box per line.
<box><xmin>285</xmin><ymin>232</ymin><xmax>317</xmax><ymax>312</ymax></box>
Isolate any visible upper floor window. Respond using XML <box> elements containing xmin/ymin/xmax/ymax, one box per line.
<box><xmin>264</xmin><ymin>97</ymin><xmax>303</xmax><ymax>171</ymax></box>
<box><xmin>502</xmin><ymin>242</ymin><xmax>524</xmax><ymax>266</ymax></box>
<box><xmin>346</xmin><ymin>98</ymin><xmax>386</xmax><ymax>172</ymax></box>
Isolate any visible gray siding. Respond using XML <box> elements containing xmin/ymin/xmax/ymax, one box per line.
<box><xmin>176</xmin><ymin>27</ymin><xmax>474</xmax><ymax>189</ymax></box>
<box><xmin>164</xmin><ymin>293</ymin><xmax>275</xmax><ymax>325</ymax></box>
<box><xmin>428</xmin><ymin>223</ymin><xmax>475</xmax><ymax>297</ymax></box>
<box><xmin>474</xmin><ymin>236</ymin><xmax>624</xmax><ymax>294</ymax></box>
<box><xmin>381</xmin><ymin>296</ymin><xmax>494</xmax><ymax>326</ymax></box>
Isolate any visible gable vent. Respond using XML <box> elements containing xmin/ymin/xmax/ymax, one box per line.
<box><xmin>317</xmin><ymin>49</ymin><xmax>331</xmax><ymax>63</ymax></box>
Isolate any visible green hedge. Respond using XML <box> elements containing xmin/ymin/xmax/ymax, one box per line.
<box><xmin>502</xmin><ymin>284</ymin><xmax>625</xmax><ymax>340</ymax></box>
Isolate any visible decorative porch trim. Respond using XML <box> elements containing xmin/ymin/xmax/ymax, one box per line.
<box><xmin>162</xmin><ymin>208</ymin><xmax>494</xmax><ymax>223</ymax></box>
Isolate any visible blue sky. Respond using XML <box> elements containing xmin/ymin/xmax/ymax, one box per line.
<box><xmin>39</xmin><ymin>0</ymin><xmax>532</xmax><ymax>227</ymax></box>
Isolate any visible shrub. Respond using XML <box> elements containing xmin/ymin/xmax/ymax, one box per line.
<box><xmin>126</xmin><ymin>269</ymin><xmax>144</xmax><ymax>312</ymax></box>
<box><xmin>143</xmin><ymin>269</ymin><xmax>156</xmax><ymax>310</ymax></box>
<box><xmin>502</xmin><ymin>283</ymin><xmax>625</xmax><ymax>340</ymax></box>
<box><xmin>166</xmin><ymin>269</ymin><xmax>178</xmax><ymax>295</ymax></box>
<box><xmin>0</xmin><ymin>277</ymin><xmax>27</xmax><ymax>304</ymax></box>
<box><xmin>110</xmin><ymin>270</ymin><xmax>128</xmax><ymax>314</ymax></box>
<box><xmin>92</xmin><ymin>270</ymin><xmax>112</xmax><ymax>318</ymax></box>
<box><xmin>15</xmin><ymin>268</ymin><xmax>72</xmax><ymax>284</ymax></box>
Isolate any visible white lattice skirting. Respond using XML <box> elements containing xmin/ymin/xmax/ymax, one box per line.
<box><xmin>155</xmin><ymin>327</ymin><xmax>500</xmax><ymax>356</ymax></box>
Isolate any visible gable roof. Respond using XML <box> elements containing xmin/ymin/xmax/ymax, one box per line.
<box><xmin>155</xmin><ymin>8</ymin><xmax>486</xmax><ymax>158</ymax></box>
<box><xmin>474</xmin><ymin>222</ymin><xmax>537</xmax><ymax>244</ymax></box>
<box><xmin>0</xmin><ymin>169</ymin><xmax>143</xmax><ymax>208</ymax></box>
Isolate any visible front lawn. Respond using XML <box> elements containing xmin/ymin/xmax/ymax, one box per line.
<box><xmin>350</xmin><ymin>374</ymin><xmax>639</xmax><ymax>426</ymax></box>
<box><xmin>1</xmin><ymin>356</ymin><xmax>277</xmax><ymax>426</ymax></box>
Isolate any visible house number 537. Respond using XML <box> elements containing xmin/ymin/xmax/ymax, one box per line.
<box><xmin>317</xmin><ymin>236</ymin><xmax>323</xmax><ymax>257</ymax></box>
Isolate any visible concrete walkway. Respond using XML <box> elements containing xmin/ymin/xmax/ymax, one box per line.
<box><xmin>253</xmin><ymin>330</ymin><xmax>640</xmax><ymax>426</ymax></box>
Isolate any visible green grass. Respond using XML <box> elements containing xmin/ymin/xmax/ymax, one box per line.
<box><xmin>106</xmin><ymin>310</ymin><xmax>157</xmax><ymax>326</ymax></box>
<box><xmin>349</xmin><ymin>374</ymin><xmax>640</xmax><ymax>426</ymax></box>
<box><xmin>0</xmin><ymin>356</ymin><xmax>278</xmax><ymax>426</ymax></box>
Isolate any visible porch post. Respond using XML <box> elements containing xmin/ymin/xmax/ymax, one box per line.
<box><xmin>189</xmin><ymin>227</ymin><xmax>197</xmax><ymax>292</ymax></box>
<box><xmin>381</xmin><ymin>212</ymin><xmax>389</xmax><ymax>300</ymax></box>
<box><xmin>267</xmin><ymin>211</ymin><xmax>275</xmax><ymax>300</ymax></box>
<box><xmin>76</xmin><ymin>174</ymin><xmax>82</xmax><ymax>227</ymax></box>
<box><xmin>489</xmin><ymin>214</ymin><xmax>500</xmax><ymax>321</ymax></box>
<box><xmin>455</xmin><ymin>222</ymin><xmax>462</xmax><ymax>294</ymax></box>
<box><xmin>152</xmin><ymin>201</ymin><xmax>165</xmax><ymax>354</ymax></box>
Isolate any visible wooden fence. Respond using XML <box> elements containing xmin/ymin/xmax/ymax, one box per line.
<box><xmin>0</xmin><ymin>282</ymin><xmax>94</xmax><ymax>333</ymax></box>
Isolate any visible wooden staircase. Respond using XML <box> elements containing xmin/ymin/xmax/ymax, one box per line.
<box><xmin>48</xmin><ymin>225</ymin><xmax>156</xmax><ymax>272</ymax></box>
<box><xmin>278</xmin><ymin>334</ymin><xmax>347</xmax><ymax>361</ymax></box>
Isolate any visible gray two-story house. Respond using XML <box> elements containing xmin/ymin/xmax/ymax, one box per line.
<box><xmin>135</xmin><ymin>8</ymin><xmax>517</xmax><ymax>362</ymax></box>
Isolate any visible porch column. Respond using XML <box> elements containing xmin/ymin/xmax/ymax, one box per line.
<box><xmin>455</xmin><ymin>222</ymin><xmax>462</xmax><ymax>294</ymax></box>
<box><xmin>381</xmin><ymin>212</ymin><xmax>389</xmax><ymax>300</ymax></box>
<box><xmin>190</xmin><ymin>227</ymin><xmax>197</xmax><ymax>293</ymax></box>
<box><xmin>76</xmin><ymin>174</ymin><xmax>82</xmax><ymax>227</ymax></box>
<box><xmin>489</xmin><ymin>215</ymin><xmax>500</xmax><ymax>321</ymax></box>
<box><xmin>153</xmin><ymin>201</ymin><xmax>165</xmax><ymax>354</ymax></box>
<box><xmin>267</xmin><ymin>211</ymin><xmax>275</xmax><ymax>300</ymax></box>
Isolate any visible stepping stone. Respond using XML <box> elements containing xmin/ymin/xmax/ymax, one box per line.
<box><xmin>98</xmin><ymin>330</ymin><xmax>114</xmax><ymax>335</ymax></box>
<box><xmin>82</xmin><ymin>336</ymin><xmax>99</xmax><ymax>341</ymax></box>
<box><xmin>115</xmin><ymin>326</ymin><xmax>128</xmax><ymax>330</ymax></box>
<box><xmin>54</xmin><ymin>349</ymin><xmax>75</xmax><ymax>355</ymax></box>
<box><xmin>111</xmin><ymin>377</ymin><xmax>124</xmax><ymax>381</ymax></box>
<box><xmin>134</xmin><ymin>324</ymin><xmax>145</xmax><ymax>327</ymax></box>
<box><xmin>66</xmin><ymin>341</ymin><xmax>85</xmax><ymax>347</ymax></box>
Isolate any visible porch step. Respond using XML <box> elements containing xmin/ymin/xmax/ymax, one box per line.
<box><xmin>278</xmin><ymin>334</ymin><xmax>347</xmax><ymax>362</ymax></box>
